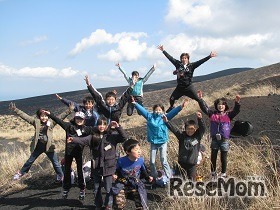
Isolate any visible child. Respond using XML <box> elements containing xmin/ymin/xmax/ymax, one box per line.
<box><xmin>44</xmin><ymin>110</ymin><xmax>93</xmax><ymax>200</ymax></box>
<box><xmin>132</xmin><ymin>98</ymin><xmax>188</xmax><ymax>180</ymax></box>
<box><xmin>112</xmin><ymin>139</ymin><xmax>153</xmax><ymax>210</ymax></box>
<box><xmin>56</xmin><ymin>94</ymin><xmax>99</xmax><ymax>127</ymax></box>
<box><xmin>198</xmin><ymin>91</ymin><xmax>241</xmax><ymax>179</ymax></box>
<box><xmin>164</xmin><ymin>112</ymin><xmax>206</xmax><ymax>180</ymax></box>
<box><xmin>116</xmin><ymin>62</ymin><xmax>156</xmax><ymax>116</ymax></box>
<box><xmin>157</xmin><ymin>44</ymin><xmax>217</xmax><ymax>113</ymax></box>
<box><xmin>67</xmin><ymin>117</ymin><xmax>128</xmax><ymax>209</ymax></box>
<box><xmin>85</xmin><ymin>75</ymin><xmax>132</xmax><ymax>123</ymax></box>
<box><xmin>9</xmin><ymin>102</ymin><xmax>71</xmax><ymax>182</ymax></box>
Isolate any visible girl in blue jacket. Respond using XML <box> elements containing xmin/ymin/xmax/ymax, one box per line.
<box><xmin>132</xmin><ymin>98</ymin><xmax>188</xmax><ymax>180</ymax></box>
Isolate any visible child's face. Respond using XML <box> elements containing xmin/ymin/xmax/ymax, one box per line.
<box><xmin>75</xmin><ymin>117</ymin><xmax>85</xmax><ymax>126</ymax></box>
<box><xmin>84</xmin><ymin>101</ymin><xmax>93</xmax><ymax>110</ymax></box>
<box><xmin>132</xmin><ymin>74</ymin><xmax>139</xmax><ymax>82</ymax></box>
<box><xmin>127</xmin><ymin>144</ymin><xmax>141</xmax><ymax>160</ymax></box>
<box><xmin>106</xmin><ymin>96</ymin><xmax>116</xmax><ymax>106</ymax></box>
<box><xmin>185</xmin><ymin>125</ymin><xmax>196</xmax><ymax>136</ymax></box>
<box><xmin>217</xmin><ymin>102</ymin><xmax>226</xmax><ymax>112</ymax></box>
<box><xmin>97</xmin><ymin>121</ymin><xmax>107</xmax><ymax>133</ymax></box>
<box><xmin>39</xmin><ymin>113</ymin><xmax>49</xmax><ymax>123</ymax></box>
<box><xmin>153</xmin><ymin>106</ymin><xmax>163</xmax><ymax>115</ymax></box>
<box><xmin>181</xmin><ymin>55</ymin><xmax>189</xmax><ymax>65</ymax></box>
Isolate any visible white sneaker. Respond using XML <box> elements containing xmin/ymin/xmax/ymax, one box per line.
<box><xmin>220</xmin><ymin>173</ymin><xmax>227</xmax><ymax>179</ymax></box>
<box><xmin>13</xmin><ymin>172</ymin><xmax>22</xmax><ymax>180</ymax></box>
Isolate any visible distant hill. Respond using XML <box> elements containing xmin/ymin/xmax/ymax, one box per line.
<box><xmin>0</xmin><ymin>66</ymin><xmax>265</xmax><ymax>116</ymax></box>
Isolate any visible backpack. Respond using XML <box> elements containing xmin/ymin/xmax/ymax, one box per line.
<box><xmin>230</xmin><ymin>120</ymin><xmax>253</xmax><ymax>137</ymax></box>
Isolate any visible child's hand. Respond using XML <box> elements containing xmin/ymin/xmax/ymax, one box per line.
<box><xmin>157</xmin><ymin>45</ymin><xmax>164</xmax><ymax>51</ymax></box>
<box><xmin>148</xmin><ymin>176</ymin><xmax>153</xmax><ymax>183</ymax></box>
<box><xmin>110</xmin><ymin>121</ymin><xmax>119</xmax><ymax>128</ymax></box>
<box><xmin>115</xmin><ymin>62</ymin><xmax>120</xmax><ymax>68</ymax></box>
<box><xmin>210</xmin><ymin>51</ymin><xmax>218</xmax><ymax>57</ymax></box>
<box><xmin>67</xmin><ymin>137</ymin><xmax>73</xmax><ymax>143</ymax></box>
<box><xmin>181</xmin><ymin>98</ymin><xmax>188</xmax><ymax>108</ymax></box>
<box><xmin>197</xmin><ymin>90</ymin><xmax>203</xmax><ymax>99</ymax></box>
<box><xmin>197</xmin><ymin>112</ymin><xmax>202</xmax><ymax>119</ymax></box>
<box><xmin>153</xmin><ymin>63</ymin><xmax>157</xmax><ymax>69</ymax></box>
<box><xmin>9</xmin><ymin>102</ymin><xmax>16</xmax><ymax>111</ymax></box>
<box><xmin>84</xmin><ymin>75</ymin><xmax>91</xmax><ymax>86</ymax></box>
<box><xmin>235</xmin><ymin>95</ymin><xmax>241</xmax><ymax>103</ymax></box>
<box><xmin>131</xmin><ymin>96</ymin><xmax>136</xmax><ymax>104</ymax></box>
<box><xmin>41</xmin><ymin>109</ymin><xmax>50</xmax><ymax>115</ymax></box>
<box><xmin>112</xmin><ymin>89</ymin><xmax>117</xmax><ymax>95</ymax></box>
<box><xmin>56</xmin><ymin>94</ymin><xmax>62</xmax><ymax>100</ymax></box>
<box><xmin>69</xmin><ymin>102</ymin><xmax>75</xmax><ymax>112</ymax></box>
<box><xmin>112</xmin><ymin>174</ymin><xmax>118</xmax><ymax>181</ymax></box>
<box><xmin>162</xmin><ymin>114</ymin><xmax>168</xmax><ymax>122</ymax></box>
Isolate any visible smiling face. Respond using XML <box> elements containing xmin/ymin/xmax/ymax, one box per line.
<box><xmin>181</xmin><ymin>55</ymin><xmax>189</xmax><ymax>65</ymax></box>
<box><xmin>84</xmin><ymin>101</ymin><xmax>93</xmax><ymax>110</ymax></box>
<box><xmin>97</xmin><ymin>120</ymin><xmax>107</xmax><ymax>133</ymax></box>
<box><xmin>39</xmin><ymin>113</ymin><xmax>49</xmax><ymax>123</ymax></box>
<box><xmin>75</xmin><ymin>117</ymin><xmax>85</xmax><ymax>126</ymax></box>
<box><xmin>185</xmin><ymin>125</ymin><xmax>196</xmax><ymax>136</ymax></box>
<box><xmin>106</xmin><ymin>96</ymin><xmax>116</xmax><ymax>106</ymax></box>
<box><xmin>217</xmin><ymin>102</ymin><xmax>226</xmax><ymax>112</ymax></box>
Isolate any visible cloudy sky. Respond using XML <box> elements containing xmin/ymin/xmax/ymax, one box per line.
<box><xmin>1</xmin><ymin>0</ymin><xmax>279</xmax><ymax>101</ymax></box>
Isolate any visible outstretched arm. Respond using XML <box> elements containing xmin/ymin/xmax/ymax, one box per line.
<box><xmin>9</xmin><ymin>102</ymin><xmax>35</xmax><ymax>125</ymax></box>
<box><xmin>166</xmin><ymin>98</ymin><xmax>188</xmax><ymax>120</ymax></box>
<box><xmin>191</xmin><ymin>51</ymin><xmax>217</xmax><ymax>70</ymax></box>
<box><xmin>157</xmin><ymin>44</ymin><xmax>181</xmax><ymax>69</ymax></box>
<box><xmin>142</xmin><ymin>63</ymin><xmax>156</xmax><ymax>83</ymax></box>
<box><xmin>85</xmin><ymin>75</ymin><xmax>106</xmax><ymax>107</ymax></box>
<box><xmin>228</xmin><ymin>95</ymin><xmax>241</xmax><ymax>119</ymax></box>
<box><xmin>197</xmin><ymin>90</ymin><xmax>212</xmax><ymax>116</ymax></box>
<box><xmin>163</xmin><ymin>115</ymin><xmax>182</xmax><ymax>140</ymax></box>
<box><xmin>116</xmin><ymin>62</ymin><xmax>130</xmax><ymax>83</ymax></box>
<box><xmin>196</xmin><ymin>112</ymin><xmax>206</xmax><ymax>138</ymax></box>
<box><xmin>55</xmin><ymin>94</ymin><xmax>80</xmax><ymax>112</ymax></box>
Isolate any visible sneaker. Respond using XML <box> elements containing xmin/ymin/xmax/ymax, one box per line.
<box><xmin>211</xmin><ymin>172</ymin><xmax>217</xmax><ymax>181</ymax></box>
<box><xmin>56</xmin><ymin>174</ymin><xmax>64</xmax><ymax>182</ymax></box>
<box><xmin>79</xmin><ymin>189</ymin><xmax>85</xmax><ymax>200</ymax></box>
<box><xmin>62</xmin><ymin>190</ymin><xmax>69</xmax><ymax>199</ymax></box>
<box><xmin>220</xmin><ymin>173</ymin><xmax>227</xmax><ymax>179</ymax></box>
<box><xmin>13</xmin><ymin>172</ymin><xmax>22</xmax><ymax>180</ymax></box>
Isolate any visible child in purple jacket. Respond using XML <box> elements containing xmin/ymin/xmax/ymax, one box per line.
<box><xmin>198</xmin><ymin>91</ymin><xmax>241</xmax><ymax>180</ymax></box>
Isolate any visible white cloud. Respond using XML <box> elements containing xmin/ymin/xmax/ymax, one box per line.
<box><xmin>20</xmin><ymin>36</ymin><xmax>48</xmax><ymax>46</ymax></box>
<box><xmin>69</xmin><ymin>29</ymin><xmax>148</xmax><ymax>61</ymax></box>
<box><xmin>0</xmin><ymin>63</ymin><xmax>81</xmax><ymax>78</ymax></box>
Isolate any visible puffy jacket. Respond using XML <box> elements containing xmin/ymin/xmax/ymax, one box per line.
<box><xmin>135</xmin><ymin>103</ymin><xmax>182</xmax><ymax>144</ymax></box>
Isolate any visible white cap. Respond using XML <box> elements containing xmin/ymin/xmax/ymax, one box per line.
<box><xmin>74</xmin><ymin>111</ymin><xmax>85</xmax><ymax>119</ymax></box>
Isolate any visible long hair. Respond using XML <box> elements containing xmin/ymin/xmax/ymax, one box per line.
<box><xmin>214</xmin><ymin>98</ymin><xmax>229</xmax><ymax>111</ymax></box>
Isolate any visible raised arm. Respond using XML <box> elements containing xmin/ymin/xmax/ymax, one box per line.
<box><xmin>197</xmin><ymin>90</ymin><xmax>213</xmax><ymax>116</ymax></box>
<box><xmin>142</xmin><ymin>63</ymin><xmax>156</xmax><ymax>83</ymax></box>
<box><xmin>67</xmin><ymin>135</ymin><xmax>92</xmax><ymax>146</ymax></box>
<box><xmin>56</xmin><ymin>94</ymin><xmax>80</xmax><ymax>112</ymax></box>
<box><xmin>228</xmin><ymin>95</ymin><xmax>241</xmax><ymax>119</ymax></box>
<box><xmin>157</xmin><ymin>44</ymin><xmax>181</xmax><ymax>68</ymax></box>
<box><xmin>85</xmin><ymin>75</ymin><xmax>106</xmax><ymax>107</ymax></box>
<box><xmin>9</xmin><ymin>102</ymin><xmax>35</xmax><ymax>125</ymax></box>
<box><xmin>116</xmin><ymin>62</ymin><xmax>130</xmax><ymax>83</ymax></box>
<box><xmin>166</xmin><ymin>98</ymin><xmax>188</xmax><ymax>120</ymax></box>
<box><xmin>196</xmin><ymin>112</ymin><xmax>206</xmax><ymax>139</ymax></box>
<box><xmin>110</xmin><ymin>121</ymin><xmax>128</xmax><ymax>143</ymax></box>
<box><xmin>133</xmin><ymin>101</ymin><xmax>150</xmax><ymax>120</ymax></box>
<box><xmin>191</xmin><ymin>51</ymin><xmax>217</xmax><ymax>70</ymax></box>
<box><xmin>163</xmin><ymin>116</ymin><xmax>182</xmax><ymax>140</ymax></box>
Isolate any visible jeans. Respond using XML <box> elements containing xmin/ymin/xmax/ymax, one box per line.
<box><xmin>93</xmin><ymin>169</ymin><xmax>113</xmax><ymax>207</ymax></box>
<box><xmin>20</xmin><ymin>141</ymin><xmax>63</xmax><ymax>177</ymax></box>
<box><xmin>150</xmin><ymin>142</ymin><xmax>171</xmax><ymax>178</ymax></box>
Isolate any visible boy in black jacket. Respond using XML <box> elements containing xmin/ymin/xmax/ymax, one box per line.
<box><xmin>84</xmin><ymin>75</ymin><xmax>132</xmax><ymax>123</ymax></box>
<box><xmin>67</xmin><ymin>116</ymin><xmax>127</xmax><ymax>209</ymax></box>
<box><xmin>164</xmin><ymin>112</ymin><xmax>205</xmax><ymax>180</ymax></box>
<box><xmin>157</xmin><ymin>44</ymin><xmax>217</xmax><ymax>113</ymax></box>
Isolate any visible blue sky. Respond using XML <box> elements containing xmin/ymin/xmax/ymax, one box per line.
<box><xmin>1</xmin><ymin>0</ymin><xmax>279</xmax><ymax>101</ymax></box>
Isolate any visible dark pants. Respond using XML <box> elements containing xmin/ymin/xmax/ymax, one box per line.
<box><xmin>175</xmin><ymin>162</ymin><xmax>196</xmax><ymax>181</ymax></box>
<box><xmin>20</xmin><ymin>141</ymin><xmax>63</xmax><ymax>177</ymax></box>
<box><xmin>93</xmin><ymin>169</ymin><xmax>113</xmax><ymax>207</ymax></box>
<box><xmin>168</xmin><ymin>84</ymin><xmax>203</xmax><ymax>111</ymax></box>
<box><xmin>63</xmin><ymin>148</ymin><xmax>85</xmax><ymax>191</ymax></box>
<box><xmin>210</xmin><ymin>149</ymin><xmax>228</xmax><ymax>173</ymax></box>
<box><xmin>127</xmin><ymin>96</ymin><xmax>143</xmax><ymax>116</ymax></box>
